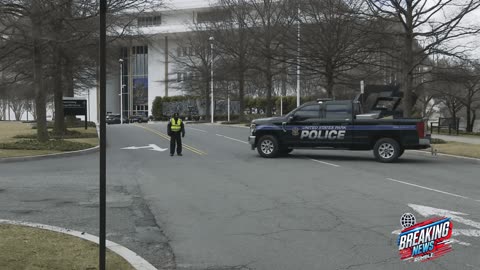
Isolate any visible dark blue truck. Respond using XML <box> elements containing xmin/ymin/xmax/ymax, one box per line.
<box><xmin>248</xmin><ymin>96</ymin><xmax>431</xmax><ymax>162</ymax></box>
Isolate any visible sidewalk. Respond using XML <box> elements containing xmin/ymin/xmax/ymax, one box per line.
<box><xmin>432</xmin><ymin>134</ymin><xmax>480</xmax><ymax>145</ymax></box>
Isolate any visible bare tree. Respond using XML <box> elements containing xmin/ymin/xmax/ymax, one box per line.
<box><xmin>203</xmin><ymin>0</ymin><xmax>257</xmax><ymax>120</ymax></box>
<box><xmin>366</xmin><ymin>0</ymin><xmax>480</xmax><ymax>117</ymax></box>
<box><xmin>242</xmin><ymin>0</ymin><xmax>298</xmax><ymax>116</ymax></box>
<box><xmin>456</xmin><ymin>61</ymin><xmax>480</xmax><ymax>131</ymax></box>
<box><xmin>171</xmin><ymin>29</ymin><xmax>217</xmax><ymax>118</ymax></box>
<box><xmin>296</xmin><ymin>0</ymin><xmax>380</xmax><ymax>98</ymax></box>
<box><xmin>0</xmin><ymin>0</ymin><xmax>163</xmax><ymax>140</ymax></box>
<box><xmin>431</xmin><ymin>59</ymin><xmax>465</xmax><ymax>124</ymax></box>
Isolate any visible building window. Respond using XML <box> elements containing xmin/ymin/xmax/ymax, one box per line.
<box><xmin>177</xmin><ymin>72</ymin><xmax>191</xmax><ymax>82</ymax></box>
<box><xmin>196</xmin><ymin>10</ymin><xmax>230</xmax><ymax>23</ymax></box>
<box><xmin>138</xmin><ymin>15</ymin><xmax>161</xmax><ymax>27</ymax></box>
<box><xmin>177</xmin><ymin>47</ymin><xmax>194</xmax><ymax>57</ymax></box>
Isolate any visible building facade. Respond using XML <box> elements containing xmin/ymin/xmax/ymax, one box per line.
<box><xmin>106</xmin><ymin>0</ymin><xmax>213</xmax><ymax>119</ymax></box>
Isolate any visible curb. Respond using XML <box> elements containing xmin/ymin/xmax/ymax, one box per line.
<box><xmin>0</xmin><ymin>124</ymin><xmax>100</xmax><ymax>164</ymax></box>
<box><xmin>411</xmin><ymin>149</ymin><xmax>480</xmax><ymax>162</ymax></box>
<box><xmin>0</xmin><ymin>145</ymin><xmax>99</xmax><ymax>163</ymax></box>
<box><xmin>0</xmin><ymin>219</ymin><xmax>158</xmax><ymax>270</ymax></box>
<box><xmin>208</xmin><ymin>122</ymin><xmax>250</xmax><ymax>129</ymax></box>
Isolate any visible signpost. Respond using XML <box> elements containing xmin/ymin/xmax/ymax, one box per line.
<box><xmin>63</xmin><ymin>98</ymin><xmax>88</xmax><ymax>129</ymax></box>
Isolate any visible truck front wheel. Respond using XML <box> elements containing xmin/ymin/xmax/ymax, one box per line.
<box><xmin>257</xmin><ymin>135</ymin><xmax>280</xmax><ymax>158</ymax></box>
<box><xmin>373</xmin><ymin>138</ymin><xmax>400</xmax><ymax>163</ymax></box>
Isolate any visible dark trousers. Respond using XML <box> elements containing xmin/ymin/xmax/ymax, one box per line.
<box><xmin>170</xmin><ymin>132</ymin><xmax>182</xmax><ymax>154</ymax></box>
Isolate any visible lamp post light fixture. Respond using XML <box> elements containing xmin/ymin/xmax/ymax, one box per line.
<box><xmin>209</xmin><ymin>36</ymin><xmax>214</xmax><ymax>123</ymax></box>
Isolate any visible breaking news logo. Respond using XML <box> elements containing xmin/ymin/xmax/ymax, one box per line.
<box><xmin>397</xmin><ymin>213</ymin><xmax>453</xmax><ymax>262</ymax></box>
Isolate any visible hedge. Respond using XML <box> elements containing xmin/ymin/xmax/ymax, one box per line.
<box><xmin>151</xmin><ymin>95</ymin><xmax>321</xmax><ymax>120</ymax></box>
<box><xmin>152</xmin><ymin>96</ymin><xmax>163</xmax><ymax>120</ymax></box>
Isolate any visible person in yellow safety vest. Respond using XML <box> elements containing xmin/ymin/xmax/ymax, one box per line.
<box><xmin>167</xmin><ymin>112</ymin><xmax>185</xmax><ymax>156</ymax></box>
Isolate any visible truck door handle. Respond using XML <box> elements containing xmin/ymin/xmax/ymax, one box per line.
<box><xmin>282</xmin><ymin>122</ymin><xmax>287</xmax><ymax>132</ymax></box>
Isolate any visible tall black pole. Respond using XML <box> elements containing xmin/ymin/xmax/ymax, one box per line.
<box><xmin>99</xmin><ymin>0</ymin><xmax>107</xmax><ymax>269</ymax></box>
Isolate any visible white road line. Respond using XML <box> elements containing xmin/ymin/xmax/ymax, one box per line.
<box><xmin>187</xmin><ymin>127</ymin><xmax>208</xmax><ymax>133</ymax></box>
<box><xmin>385</xmin><ymin>178</ymin><xmax>470</xmax><ymax>199</ymax></box>
<box><xmin>216</xmin><ymin>134</ymin><xmax>248</xmax><ymax>144</ymax></box>
<box><xmin>309</xmin><ymin>158</ymin><xmax>340</xmax><ymax>167</ymax></box>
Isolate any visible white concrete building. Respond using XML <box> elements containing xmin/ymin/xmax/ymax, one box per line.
<box><xmin>105</xmin><ymin>0</ymin><xmax>215</xmax><ymax>120</ymax></box>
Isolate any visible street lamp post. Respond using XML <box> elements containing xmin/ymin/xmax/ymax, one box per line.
<box><xmin>227</xmin><ymin>83</ymin><xmax>230</xmax><ymax>122</ymax></box>
<box><xmin>209</xmin><ymin>36</ymin><xmax>214</xmax><ymax>123</ymax></box>
<box><xmin>119</xmin><ymin>59</ymin><xmax>123</xmax><ymax>124</ymax></box>
<box><xmin>87</xmin><ymin>88</ymin><xmax>90</xmax><ymax>122</ymax></box>
<box><xmin>296</xmin><ymin>7</ymin><xmax>301</xmax><ymax>107</ymax></box>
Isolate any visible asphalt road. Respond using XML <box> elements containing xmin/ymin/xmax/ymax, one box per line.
<box><xmin>1</xmin><ymin>122</ymin><xmax>480</xmax><ymax>270</ymax></box>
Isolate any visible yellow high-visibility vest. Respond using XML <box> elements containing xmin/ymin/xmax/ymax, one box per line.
<box><xmin>170</xmin><ymin>118</ymin><xmax>182</xmax><ymax>132</ymax></box>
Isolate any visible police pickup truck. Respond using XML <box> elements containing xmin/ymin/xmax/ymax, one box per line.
<box><xmin>248</xmin><ymin>96</ymin><xmax>430</xmax><ymax>162</ymax></box>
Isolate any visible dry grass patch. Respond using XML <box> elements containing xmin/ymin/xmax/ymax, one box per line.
<box><xmin>0</xmin><ymin>224</ymin><xmax>134</xmax><ymax>270</ymax></box>
<box><xmin>432</xmin><ymin>142</ymin><xmax>480</xmax><ymax>159</ymax></box>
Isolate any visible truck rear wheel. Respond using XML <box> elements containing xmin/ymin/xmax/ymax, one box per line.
<box><xmin>257</xmin><ymin>135</ymin><xmax>280</xmax><ymax>158</ymax></box>
<box><xmin>373</xmin><ymin>138</ymin><xmax>400</xmax><ymax>163</ymax></box>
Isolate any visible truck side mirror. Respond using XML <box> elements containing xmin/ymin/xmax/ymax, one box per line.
<box><xmin>288</xmin><ymin>115</ymin><xmax>295</xmax><ymax>122</ymax></box>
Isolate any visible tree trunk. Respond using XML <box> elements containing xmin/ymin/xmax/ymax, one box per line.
<box><xmin>32</xmin><ymin>14</ymin><xmax>48</xmax><ymax>142</ymax></box>
<box><xmin>265</xmin><ymin>56</ymin><xmax>273</xmax><ymax>117</ymax></box>
<box><xmin>326</xmin><ymin>62</ymin><xmax>334</xmax><ymax>98</ymax></box>
<box><xmin>402</xmin><ymin>3</ymin><xmax>414</xmax><ymax>118</ymax></box>
<box><xmin>53</xmin><ymin>48</ymin><xmax>65</xmax><ymax>137</ymax></box>
<box><xmin>466</xmin><ymin>103</ymin><xmax>472</xmax><ymax>132</ymax></box>
<box><xmin>238</xmin><ymin>71</ymin><xmax>245</xmax><ymax>121</ymax></box>
<box><xmin>205</xmin><ymin>81</ymin><xmax>210</xmax><ymax>119</ymax></box>
<box><xmin>470</xmin><ymin>109</ymin><xmax>476</xmax><ymax>132</ymax></box>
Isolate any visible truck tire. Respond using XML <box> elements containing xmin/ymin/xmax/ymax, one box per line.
<box><xmin>257</xmin><ymin>135</ymin><xmax>280</xmax><ymax>158</ymax></box>
<box><xmin>373</xmin><ymin>138</ymin><xmax>400</xmax><ymax>163</ymax></box>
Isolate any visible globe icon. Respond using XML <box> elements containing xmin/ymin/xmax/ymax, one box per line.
<box><xmin>400</xmin><ymin>213</ymin><xmax>416</xmax><ymax>228</ymax></box>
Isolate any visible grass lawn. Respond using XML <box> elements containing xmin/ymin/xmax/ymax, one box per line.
<box><xmin>0</xmin><ymin>121</ymin><xmax>98</xmax><ymax>158</ymax></box>
<box><xmin>432</xmin><ymin>142</ymin><xmax>480</xmax><ymax>159</ymax></box>
<box><xmin>0</xmin><ymin>224</ymin><xmax>134</xmax><ymax>270</ymax></box>
<box><xmin>0</xmin><ymin>121</ymin><xmax>34</xmax><ymax>143</ymax></box>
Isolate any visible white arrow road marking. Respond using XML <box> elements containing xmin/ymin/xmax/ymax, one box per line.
<box><xmin>391</xmin><ymin>204</ymin><xmax>480</xmax><ymax>247</ymax></box>
<box><xmin>409</xmin><ymin>204</ymin><xmax>480</xmax><ymax>229</ymax></box>
<box><xmin>147</xmin><ymin>144</ymin><xmax>168</xmax><ymax>152</ymax></box>
<box><xmin>121</xmin><ymin>144</ymin><xmax>167</xmax><ymax>152</ymax></box>
<box><xmin>121</xmin><ymin>146</ymin><xmax>151</xmax><ymax>150</ymax></box>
